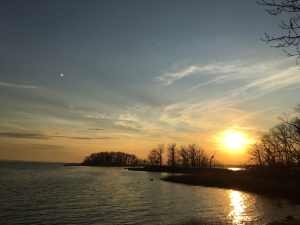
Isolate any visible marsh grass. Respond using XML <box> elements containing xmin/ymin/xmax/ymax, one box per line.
<box><xmin>179</xmin><ymin>217</ymin><xmax>300</xmax><ymax>225</ymax></box>
<box><xmin>178</xmin><ymin>217</ymin><xmax>256</xmax><ymax>225</ymax></box>
<box><xmin>179</xmin><ymin>217</ymin><xmax>230</xmax><ymax>225</ymax></box>
<box><xmin>162</xmin><ymin>170</ymin><xmax>300</xmax><ymax>204</ymax></box>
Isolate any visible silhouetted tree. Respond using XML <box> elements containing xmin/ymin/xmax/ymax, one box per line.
<box><xmin>196</xmin><ymin>146</ymin><xmax>205</xmax><ymax>168</ymax></box>
<box><xmin>167</xmin><ymin>143</ymin><xmax>178</xmax><ymax>167</ymax></box>
<box><xmin>188</xmin><ymin>144</ymin><xmax>197</xmax><ymax>168</ymax></box>
<box><xmin>82</xmin><ymin>151</ymin><xmax>141</xmax><ymax>166</ymax></box>
<box><xmin>157</xmin><ymin>144</ymin><xmax>164</xmax><ymax>166</ymax></box>
<box><xmin>147</xmin><ymin>143</ymin><xmax>219</xmax><ymax>169</ymax></box>
<box><xmin>179</xmin><ymin>145</ymin><xmax>190</xmax><ymax>168</ymax></box>
<box><xmin>247</xmin><ymin>105</ymin><xmax>300</xmax><ymax>175</ymax></box>
<box><xmin>258</xmin><ymin>0</ymin><xmax>300</xmax><ymax>65</ymax></box>
<box><xmin>148</xmin><ymin>148</ymin><xmax>160</xmax><ymax>166</ymax></box>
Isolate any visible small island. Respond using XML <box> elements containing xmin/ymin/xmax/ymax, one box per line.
<box><xmin>65</xmin><ymin>151</ymin><xmax>145</xmax><ymax>167</ymax></box>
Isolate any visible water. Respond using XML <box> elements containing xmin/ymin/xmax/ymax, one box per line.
<box><xmin>1</xmin><ymin>161</ymin><xmax>300</xmax><ymax>224</ymax></box>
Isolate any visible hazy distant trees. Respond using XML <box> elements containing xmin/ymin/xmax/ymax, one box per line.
<box><xmin>82</xmin><ymin>151</ymin><xmax>141</xmax><ymax>166</ymax></box>
<box><xmin>247</xmin><ymin>105</ymin><xmax>300</xmax><ymax>175</ymax></box>
<box><xmin>258</xmin><ymin>0</ymin><xmax>300</xmax><ymax>65</ymax></box>
<box><xmin>148</xmin><ymin>143</ymin><xmax>218</xmax><ymax>168</ymax></box>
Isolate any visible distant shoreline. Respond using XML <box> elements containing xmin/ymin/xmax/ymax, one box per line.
<box><xmin>64</xmin><ymin>163</ymin><xmax>144</xmax><ymax>167</ymax></box>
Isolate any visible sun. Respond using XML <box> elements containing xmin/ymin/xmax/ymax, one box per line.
<box><xmin>223</xmin><ymin>132</ymin><xmax>244</xmax><ymax>150</ymax></box>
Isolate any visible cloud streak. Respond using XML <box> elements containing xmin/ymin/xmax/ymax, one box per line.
<box><xmin>0</xmin><ymin>81</ymin><xmax>40</xmax><ymax>89</ymax></box>
<box><xmin>88</xmin><ymin>128</ymin><xmax>109</xmax><ymax>131</ymax></box>
<box><xmin>156</xmin><ymin>65</ymin><xmax>201</xmax><ymax>86</ymax></box>
<box><xmin>0</xmin><ymin>132</ymin><xmax>49</xmax><ymax>139</ymax></box>
<box><xmin>0</xmin><ymin>132</ymin><xmax>116</xmax><ymax>140</ymax></box>
<box><xmin>156</xmin><ymin>61</ymin><xmax>269</xmax><ymax>86</ymax></box>
<box><xmin>157</xmin><ymin>59</ymin><xmax>300</xmax><ymax>133</ymax></box>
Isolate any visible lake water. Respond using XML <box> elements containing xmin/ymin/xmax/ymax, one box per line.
<box><xmin>1</xmin><ymin>161</ymin><xmax>300</xmax><ymax>224</ymax></box>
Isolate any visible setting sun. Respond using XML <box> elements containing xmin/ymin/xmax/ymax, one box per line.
<box><xmin>223</xmin><ymin>132</ymin><xmax>244</xmax><ymax>150</ymax></box>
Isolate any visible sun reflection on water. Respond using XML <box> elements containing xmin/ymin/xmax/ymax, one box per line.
<box><xmin>228</xmin><ymin>190</ymin><xmax>251</xmax><ymax>224</ymax></box>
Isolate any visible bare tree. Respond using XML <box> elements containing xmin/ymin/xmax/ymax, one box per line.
<box><xmin>196</xmin><ymin>146</ymin><xmax>205</xmax><ymax>168</ymax></box>
<box><xmin>188</xmin><ymin>144</ymin><xmax>198</xmax><ymax>168</ymax></box>
<box><xmin>247</xmin><ymin>139</ymin><xmax>265</xmax><ymax>173</ymax></box>
<box><xmin>179</xmin><ymin>145</ymin><xmax>190</xmax><ymax>168</ymax></box>
<box><xmin>258</xmin><ymin>0</ymin><xmax>300</xmax><ymax>65</ymax></box>
<box><xmin>148</xmin><ymin>148</ymin><xmax>160</xmax><ymax>166</ymax></box>
<box><xmin>157</xmin><ymin>144</ymin><xmax>164</xmax><ymax>166</ymax></box>
<box><xmin>167</xmin><ymin>143</ymin><xmax>177</xmax><ymax>167</ymax></box>
<box><xmin>247</xmin><ymin>105</ymin><xmax>300</xmax><ymax>175</ymax></box>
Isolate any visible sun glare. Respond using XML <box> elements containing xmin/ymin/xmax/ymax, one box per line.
<box><xmin>223</xmin><ymin>131</ymin><xmax>244</xmax><ymax>150</ymax></box>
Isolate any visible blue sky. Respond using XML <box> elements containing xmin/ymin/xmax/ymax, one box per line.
<box><xmin>1</xmin><ymin>0</ymin><xmax>300</xmax><ymax>163</ymax></box>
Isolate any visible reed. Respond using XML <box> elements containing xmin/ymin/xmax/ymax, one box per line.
<box><xmin>162</xmin><ymin>171</ymin><xmax>300</xmax><ymax>204</ymax></box>
<box><xmin>179</xmin><ymin>217</ymin><xmax>300</xmax><ymax>225</ymax></box>
<box><xmin>179</xmin><ymin>217</ymin><xmax>249</xmax><ymax>225</ymax></box>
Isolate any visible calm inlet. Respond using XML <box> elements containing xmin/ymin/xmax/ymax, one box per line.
<box><xmin>1</xmin><ymin>161</ymin><xmax>299</xmax><ymax>224</ymax></box>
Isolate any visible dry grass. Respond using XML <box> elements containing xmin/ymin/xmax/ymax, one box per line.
<box><xmin>178</xmin><ymin>217</ymin><xmax>256</xmax><ymax>225</ymax></box>
<box><xmin>268</xmin><ymin>216</ymin><xmax>300</xmax><ymax>225</ymax></box>
<box><xmin>178</xmin><ymin>217</ymin><xmax>230</xmax><ymax>225</ymax></box>
<box><xmin>162</xmin><ymin>170</ymin><xmax>300</xmax><ymax>204</ymax></box>
<box><xmin>179</xmin><ymin>216</ymin><xmax>300</xmax><ymax>225</ymax></box>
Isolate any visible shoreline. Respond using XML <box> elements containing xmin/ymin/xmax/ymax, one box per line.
<box><xmin>64</xmin><ymin>163</ymin><xmax>144</xmax><ymax>167</ymax></box>
<box><xmin>179</xmin><ymin>216</ymin><xmax>300</xmax><ymax>225</ymax></box>
<box><xmin>129</xmin><ymin>167</ymin><xmax>300</xmax><ymax>224</ymax></box>
<box><xmin>128</xmin><ymin>166</ymin><xmax>300</xmax><ymax>205</ymax></box>
<box><xmin>127</xmin><ymin>166</ymin><xmax>231</xmax><ymax>174</ymax></box>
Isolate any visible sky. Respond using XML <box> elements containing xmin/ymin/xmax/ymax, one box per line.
<box><xmin>1</xmin><ymin>0</ymin><xmax>300</xmax><ymax>164</ymax></box>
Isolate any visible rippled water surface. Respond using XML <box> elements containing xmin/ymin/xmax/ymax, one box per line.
<box><xmin>1</xmin><ymin>161</ymin><xmax>300</xmax><ymax>224</ymax></box>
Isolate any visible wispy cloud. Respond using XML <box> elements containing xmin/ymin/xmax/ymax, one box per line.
<box><xmin>0</xmin><ymin>131</ymin><xmax>116</xmax><ymax>140</ymax></box>
<box><xmin>0</xmin><ymin>81</ymin><xmax>40</xmax><ymax>89</ymax></box>
<box><xmin>116</xmin><ymin>113</ymin><xmax>163</xmax><ymax>134</ymax></box>
<box><xmin>156</xmin><ymin>65</ymin><xmax>201</xmax><ymax>86</ymax></box>
<box><xmin>158</xmin><ymin>60</ymin><xmax>300</xmax><ymax>132</ymax></box>
<box><xmin>157</xmin><ymin>59</ymin><xmax>300</xmax><ymax>98</ymax></box>
<box><xmin>224</xmin><ymin>65</ymin><xmax>300</xmax><ymax>104</ymax></box>
<box><xmin>156</xmin><ymin>61</ymin><xmax>269</xmax><ymax>86</ymax></box>
<box><xmin>69</xmin><ymin>136</ymin><xmax>115</xmax><ymax>140</ymax></box>
<box><xmin>0</xmin><ymin>132</ymin><xmax>49</xmax><ymax>139</ymax></box>
<box><xmin>88</xmin><ymin>128</ymin><xmax>109</xmax><ymax>131</ymax></box>
<box><xmin>31</xmin><ymin>144</ymin><xmax>64</xmax><ymax>149</ymax></box>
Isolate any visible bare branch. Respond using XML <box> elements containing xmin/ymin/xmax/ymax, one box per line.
<box><xmin>258</xmin><ymin>0</ymin><xmax>300</xmax><ymax>66</ymax></box>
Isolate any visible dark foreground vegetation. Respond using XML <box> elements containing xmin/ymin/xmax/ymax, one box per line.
<box><xmin>179</xmin><ymin>217</ymin><xmax>235</xmax><ymax>225</ymax></box>
<box><xmin>162</xmin><ymin>169</ymin><xmax>300</xmax><ymax>204</ymax></box>
<box><xmin>179</xmin><ymin>216</ymin><xmax>300</xmax><ymax>225</ymax></box>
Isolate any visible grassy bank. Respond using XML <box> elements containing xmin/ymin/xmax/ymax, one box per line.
<box><xmin>178</xmin><ymin>216</ymin><xmax>300</xmax><ymax>225</ymax></box>
<box><xmin>179</xmin><ymin>217</ymin><xmax>234</xmax><ymax>225</ymax></box>
<box><xmin>162</xmin><ymin>170</ymin><xmax>300</xmax><ymax>204</ymax></box>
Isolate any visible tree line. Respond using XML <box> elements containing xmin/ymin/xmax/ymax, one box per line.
<box><xmin>247</xmin><ymin>105</ymin><xmax>300</xmax><ymax>175</ymax></box>
<box><xmin>147</xmin><ymin>143</ymin><xmax>220</xmax><ymax>168</ymax></box>
<box><xmin>82</xmin><ymin>151</ymin><xmax>143</xmax><ymax>166</ymax></box>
